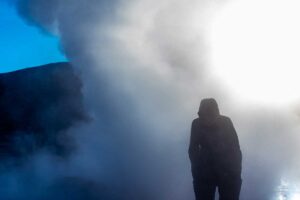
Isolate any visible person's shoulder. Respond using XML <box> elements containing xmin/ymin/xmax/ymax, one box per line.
<box><xmin>191</xmin><ymin>118</ymin><xmax>200</xmax><ymax>126</ymax></box>
<box><xmin>218</xmin><ymin>115</ymin><xmax>232</xmax><ymax>123</ymax></box>
<box><xmin>192</xmin><ymin>118</ymin><xmax>199</xmax><ymax>124</ymax></box>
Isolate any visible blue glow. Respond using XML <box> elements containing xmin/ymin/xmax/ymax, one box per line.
<box><xmin>0</xmin><ymin>2</ymin><xmax>67</xmax><ymax>73</ymax></box>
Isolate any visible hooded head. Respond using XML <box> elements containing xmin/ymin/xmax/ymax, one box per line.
<box><xmin>198</xmin><ymin>98</ymin><xmax>220</xmax><ymax>126</ymax></box>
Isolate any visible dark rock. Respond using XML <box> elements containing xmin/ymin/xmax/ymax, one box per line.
<box><xmin>0</xmin><ymin>62</ymin><xmax>87</xmax><ymax>160</ymax></box>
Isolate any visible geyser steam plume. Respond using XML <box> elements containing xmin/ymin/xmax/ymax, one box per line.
<box><xmin>2</xmin><ymin>0</ymin><xmax>300</xmax><ymax>199</ymax></box>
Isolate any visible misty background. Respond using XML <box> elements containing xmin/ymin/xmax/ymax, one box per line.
<box><xmin>0</xmin><ymin>0</ymin><xmax>300</xmax><ymax>199</ymax></box>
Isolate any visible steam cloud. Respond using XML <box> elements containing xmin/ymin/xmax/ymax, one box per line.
<box><xmin>1</xmin><ymin>0</ymin><xmax>300</xmax><ymax>199</ymax></box>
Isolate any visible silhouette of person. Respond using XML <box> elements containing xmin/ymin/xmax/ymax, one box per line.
<box><xmin>189</xmin><ymin>98</ymin><xmax>242</xmax><ymax>200</ymax></box>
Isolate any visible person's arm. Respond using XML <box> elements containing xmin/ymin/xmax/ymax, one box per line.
<box><xmin>188</xmin><ymin>119</ymin><xmax>200</xmax><ymax>166</ymax></box>
<box><xmin>226</xmin><ymin>118</ymin><xmax>242</xmax><ymax>173</ymax></box>
<box><xmin>227</xmin><ymin>119</ymin><xmax>241</xmax><ymax>150</ymax></box>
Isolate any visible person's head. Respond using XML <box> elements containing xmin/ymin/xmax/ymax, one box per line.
<box><xmin>198</xmin><ymin>98</ymin><xmax>220</xmax><ymax>126</ymax></box>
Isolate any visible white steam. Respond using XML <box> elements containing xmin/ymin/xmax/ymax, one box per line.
<box><xmin>5</xmin><ymin>0</ymin><xmax>300</xmax><ymax>200</ymax></box>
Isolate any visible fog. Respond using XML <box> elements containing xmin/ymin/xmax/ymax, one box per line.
<box><xmin>1</xmin><ymin>0</ymin><xmax>300</xmax><ymax>199</ymax></box>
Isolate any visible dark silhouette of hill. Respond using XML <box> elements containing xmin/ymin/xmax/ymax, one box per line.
<box><xmin>0</xmin><ymin>62</ymin><xmax>87</xmax><ymax>160</ymax></box>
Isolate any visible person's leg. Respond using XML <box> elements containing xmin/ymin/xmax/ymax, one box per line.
<box><xmin>218</xmin><ymin>177</ymin><xmax>242</xmax><ymax>200</ymax></box>
<box><xmin>193</xmin><ymin>178</ymin><xmax>216</xmax><ymax>200</ymax></box>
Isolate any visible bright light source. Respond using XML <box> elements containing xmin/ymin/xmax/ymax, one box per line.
<box><xmin>276</xmin><ymin>179</ymin><xmax>300</xmax><ymax>200</ymax></box>
<box><xmin>291</xmin><ymin>193</ymin><xmax>300</xmax><ymax>200</ymax></box>
<box><xmin>209</xmin><ymin>0</ymin><xmax>300</xmax><ymax>106</ymax></box>
<box><xmin>278</xmin><ymin>195</ymin><xmax>285</xmax><ymax>200</ymax></box>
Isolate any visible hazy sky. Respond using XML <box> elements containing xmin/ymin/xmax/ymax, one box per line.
<box><xmin>0</xmin><ymin>1</ymin><xmax>66</xmax><ymax>73</ymax></box>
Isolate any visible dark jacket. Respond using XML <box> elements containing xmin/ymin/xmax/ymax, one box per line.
<box><xmin>189</xmin><ymin>99</ymin><xmax>242</xmax><ymax>178</ymax></box>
